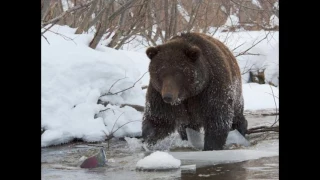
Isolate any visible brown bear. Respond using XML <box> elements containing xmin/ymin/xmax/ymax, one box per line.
<box><xmin>142</xmin><ymin>32</ymin><xmax>248</xmax><ymax>151</ymax></box>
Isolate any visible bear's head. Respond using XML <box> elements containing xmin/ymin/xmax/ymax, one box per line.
<box><xmin>146</xmin><ymin>41</ymin><xmax>209</xmax><ymax>105</ymax></box>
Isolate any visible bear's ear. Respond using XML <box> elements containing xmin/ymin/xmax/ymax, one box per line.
<box><xmin>185</xmin><ymin>46</ymin><xmax>201</xmax><ymax>62</ymax></box>
<box><xmin>146</xmin><ymin>47</ymin><xmax>159</xmax><ymax>59</ymax></box>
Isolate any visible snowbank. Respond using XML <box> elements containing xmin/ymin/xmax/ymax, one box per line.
<box><xmin>136</xmin><ymin>151</ymin><xmax>181</xmax><ymax>170</ymax></box>
<box><xmin>41</xmin><ymin>25</ymin><xmax>145</xmax><ymax>147</ymax></box>
<box><xmin>243</xmin><ymin>83</ymin><xmax>278</xmax><ymax>110</ymax></box>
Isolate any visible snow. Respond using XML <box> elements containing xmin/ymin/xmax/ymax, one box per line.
<box><xmin>273</xmin><ymin>2</ymin><xmax>279</xmax><ymax>9</ymax></box>
<box><xmin>42</xmin><ymin>25</ymin><xmax>278</xmax><ymax>147</ymax></box>
<box><xmin>41</xmin><ymin>25</ymin><xmax>145</xmax><ymax>147</ymax></box>
<box><xmin>252</xmin><ymin>0</ymin><xmax>262</xmax><ymax>8</ymax></box>
<box><xmin>213</xmin><ymin>31</ymin><xmax>279</xmax><ymax>86</ymax></box>
<box><xmin>224</xmin><ymin>15</ymin><xmax>239</xmax><ymax>27</ymax></box>
<box><xmin>243</xmin><ymin>83</ymin><xmax>278</xmax><ymax>110</ymax></box>
<box><xmin>270</xmin><ymin>14</ymin><xmax>279</xmax><ymax>28</ymax></box>
<box><xmin>177</xmin><ymin>1</ymin><xmax>190</xmax><ymax>22</ymax></box>
<box><xmin>220</xmin><ymin>6</ymin><xmax>227</xmax><ymax>14</ymax></box>
<box><xmin>136</xmin><ymin>151</ymin><xmax>181</xmax><ymax>170</ymax></box>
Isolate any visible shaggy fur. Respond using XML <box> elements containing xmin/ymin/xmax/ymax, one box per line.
<box><xmin>142</xmin><ymin>32</ymin><xmax>248</xmax><ymax>151</ymax></box>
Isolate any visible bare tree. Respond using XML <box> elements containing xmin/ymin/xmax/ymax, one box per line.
<box><xmin>41</xmin><ymin>0</ymin><xmax>51</xmax><ymax>21</ymax></box>
<box><xmin>75</xmin><ymin>0</ymin><xmax>100</xmax><ymax>34</ymax></box>
<box><xmin>41</xmin><ymin>0</ymin><xmax>278</xmax><ymax>50</ymax></box>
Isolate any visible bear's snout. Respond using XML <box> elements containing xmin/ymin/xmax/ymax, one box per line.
<box><xmin>161</xmin><ymin>77</ymin><xmax>180</xmax><ymax>104</ymax></box>
<box><xmin>162</xmin><ymin>93</ymin><xmax>173</xmax><ymax>103</ymax></box>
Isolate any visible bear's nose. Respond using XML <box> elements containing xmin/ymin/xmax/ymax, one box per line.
<box><xmin>162</xmin><ymin>94</ymin><xmax>173</xmax><ymax>103</ymax></box>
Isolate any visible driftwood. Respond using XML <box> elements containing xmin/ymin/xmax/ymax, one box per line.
<box><xmin>120</xmin><ymin>104</ymin><xmax>145</xmax><ymax>112</ymax></box>
<box><xmin>246</xmin><ymin>125</ymin><xmax>279</xmax><ymax>134</ymax></box>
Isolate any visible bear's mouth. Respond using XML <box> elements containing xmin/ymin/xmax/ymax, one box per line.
<box><xmin>161</xmin><ymin>92</ymin><xmax>183</xmax><ymax>106</ymax></box>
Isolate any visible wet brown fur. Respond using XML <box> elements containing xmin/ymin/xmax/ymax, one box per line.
<box><xmin>142</xmin><ymin>32</ymin><xmax>248</xmax><ymax>151</ymax></box>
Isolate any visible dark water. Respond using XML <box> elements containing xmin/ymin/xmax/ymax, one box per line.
<box><xmin>181</xmin><ymin>156</ymin><xmax>278</xmax><ymax>180</ymax></box>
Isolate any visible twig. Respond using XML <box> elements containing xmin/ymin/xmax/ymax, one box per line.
<box><xmin>248</xmin><ymin>126</ymin><xmax>270</xmax><ymax>131</ymax></box>
<box><xmin>241</xmin><ymin>62</ymin><xmax>255</xmax><ymax>75</ymax></box>
<box><xmin>235</xmin><ymin>32</ymin><xmax>270</xmax><ymax>57</ymax></box>
<box><xmin>237</xmin><ymin>52</ymin><xmax>262</xmax><ymax>56</ymax></box>
<box><xmin>265</xmin><ymin>92</ymin><xmax>279</xmax><ymax>99</ymax></box>
<box><xmin>99</xmin><ymin>108</ymin><xmax>110</xmax><ymax>113</ymax></box>
<box><xmin>120</xmin><ymin>104</ymin><xmax>145</xmax><ymax>112</ymax></box>
<box><xmin>269</xmin><ymin>84</ymin><xmax>279</xmax><ymax>127</ymax></box>
<box><xmin>110</xmin><ymin>112</ymin><xmax>125</xmax><ymax>136</ymax></box>
<box><xmin>43</xmin><ymin>28</ymin><xmax>77</xmax><ymax>45</ymax></box>
<box><xmin>105</xmin><ymin>120</ymin><xmax>142</xmax><ymax>141</ymax></box>
<box><xmin>232</xmin><ymin>42</ymin><xmax>246</xmax><ymax>52</ymax></box>
<box><xmin>41</xmin><ymin>23</ymin><xmax>55</xmax><ymax>35</ymax></box>
<box><xmin>246</xmin><ymin>126</ymin><xmax>279</xmax><ymax>134</ymax></box>
<box><xmin>100</xmin><ymin>71</ymin><xmax>148</xmax><ymax>97</ymax></box>
<box><xmin>107</xmin><ymin>74</ymin><xmax>127</xmax><ymax>94</ymax></box>
<box><xmin>42</xmin><ymin>34</ymin><xmax>50</xmax><ymax>44</ymax></box>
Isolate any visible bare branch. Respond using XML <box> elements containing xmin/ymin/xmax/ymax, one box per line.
<box><xmin>75</xmin><ymin>0</ymin><xmax>100</xmax><ymax>34</ymax></box>
<box><xmin>110</xmin><ymin>112</ymin><xmax>125</xmax><ymax>136</ymax></box>
<box><xmin>105</xmin><ymin>120</ymin><xmax>142</xmax><ymax>141</ymax></box>
<box><xmin>101</xmin><ymin>71</ymin><xmax>148</xmax><ymax>97</ymax></box>
<box><xmin>107</xmin><ymin>74</ymin><xmax>128</xmax><ymax>94</ymax></box>
<box><xmin>42</xmin><ymin>34</ymin><xmax>50</xmax><ymax>44</ymax></box>
<box><xmin>42</xmin><ymin>28</ymin><xmax>77</xmax><ymax>45</ymax></box>
<box><xmin>232</xmin><ymin>42</ymin><xmax>246</xmax><ymax>52</ymax></box>
<box><xmin>246</xmin><ymin>125</ymin><xmax>279</xmax><ymax>134</ymax></box>
<box><xmin>120</xmin><ymin>104</ymin><xmax>145</xmax><ymax>112</ymax></box>
<box><xmin>269</xmin><ymin>84</ymin><xmax>279</xmax><ymax>127</ymax></box>
<box><xmin>230</xmin><ymin>0</ymin><xmax>268</xmax><ymax>12</ymax></box>
<box><xmin>235</xmin><ymin>31</ymin><xmax>271</xmax><ymax>57</ymax></box>
<box><xmin>41</xmin><ymin>1</ymin><xmax>93</xmax><ymax>27</ymax></box>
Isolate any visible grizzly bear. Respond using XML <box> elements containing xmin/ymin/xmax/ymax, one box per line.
<box><xmin>142</xmin><ymin>32</ymin><xmax>248</xmax><ymax>151</ymax></box>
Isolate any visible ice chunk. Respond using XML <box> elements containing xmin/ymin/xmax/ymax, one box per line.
<box><xmin>186</xmin><ymin>128</ymin><xmax>204</xmax><ymax>150</ymax></box>
<box><xmin>136</xmin><ymin>151</ymin><xmax>181</xmax><ymax>171</ymax></box>
<box><xmin>186</xmin><ymin>128</ymin><xmax>250</xmax><ymax>150</ymax></box>
<box><xmin>226</xmin><ymin>129</ymin><xmax>251</xmax><ymax>147</ymax></box>
<box><xmin>180</xmin><ymin>164</ymin><xmax>196</xmax><ymax>173</ymax></box>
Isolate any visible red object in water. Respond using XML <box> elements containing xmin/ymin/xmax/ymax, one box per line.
<box><xmin>80</xmin><ymin>148</ymin><xmax>107</xmax><ymax>168</ymax></box>
<box><xmin>80</xmin><ymin>156</ymin><xmax>99</xmax><ymax>168</ymax></box>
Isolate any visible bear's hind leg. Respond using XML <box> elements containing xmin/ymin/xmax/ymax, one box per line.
<box><xmin>232</xmin><ymin>114</ymin><xmax>248</xmax><ymax>136</ymax></box>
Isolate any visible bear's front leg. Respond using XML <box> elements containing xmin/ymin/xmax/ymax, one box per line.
<box><xmin>142</xmin><ymin>116</ymin><xmax>175</xmax><ymax>145</ymax></box>
<box><xmin>203</xmin><ymin>113</ymin><xmax>232</xmax><ymax>151</ymax></box>
<box><xmin>178</xmin><ymin>122</ymin><xmax>201</xmax><ymax>141</ymax></box>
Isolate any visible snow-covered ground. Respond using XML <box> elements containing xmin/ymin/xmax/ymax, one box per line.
<box><xmin>41</xmin><ymin>25</ymin><xmax>278</xmax><ymax>147</ymax></box>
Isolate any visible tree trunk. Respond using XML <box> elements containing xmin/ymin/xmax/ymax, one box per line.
<box><xmin>164</xmin><ymin>0</ymin><xmax>169</xmax><ymax>41</ymax></box>
<box><xmin>89</xmin><ymin>7</ymin><xmax>109</xmax><ymax>49</ymax></box>
<box><xmin>57</xmin><ymin>0</ymin><xmax>66</xmax><ymax>25</ymax></box>
<box><xmin>75</xmin><ymin>0</ymin><xmax>99</xmax><ymax>34</ymax></box>
<box><xmin>41</xmin><ymin>0</ymin><xmax>51</xmax><ymax>21</ymax></box>
<box><xmin>107</xmin><ymin>5</ymin><xmax>128</xmax><ymax>48</ymax></box>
